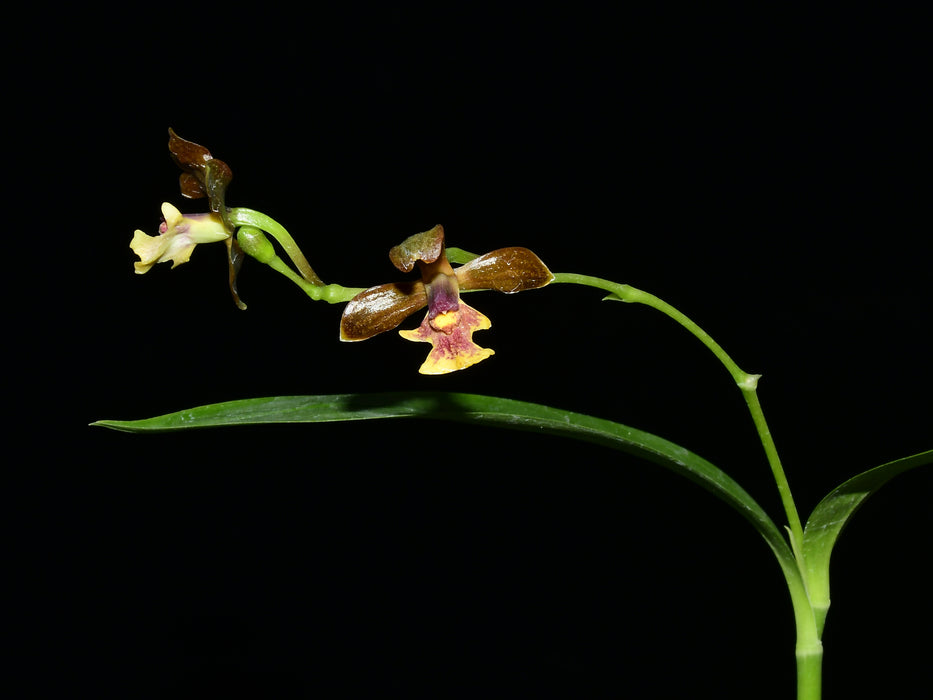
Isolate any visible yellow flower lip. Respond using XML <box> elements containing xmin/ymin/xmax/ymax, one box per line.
<box><xmin>130</xmin><ymin>202</ymin><xmax>229</xmax><ymax>273</ymax></box>
<box><xmin>399</xmin><ymin>302</ymin><xmax>495</xmax><ymax>375</ymax></box>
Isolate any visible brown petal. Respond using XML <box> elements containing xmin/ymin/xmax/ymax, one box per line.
<box><xmin>178</xmin><ymin>173</ymin><xmax>206</xmax><ymax>199</ymax></box>
<box><xmin>339</xmin><ymin>281</ymin><xmax>428</xmax><ymax>341</ymax></box>
<box><xmin>388</xmin><ymin>225</ymin><xmax>445</xmax><ymax>272</ymax></box>
<box><xmin>455</xmin><ymin>247</ymin><xmax>554</xmax><ymax>293</ymax></box>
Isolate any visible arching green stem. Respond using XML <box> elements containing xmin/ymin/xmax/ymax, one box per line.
<box><xmin>551</xmin><ymin>273</ymin><xmax>805</xmax><ymax>552</ymax></box>
<box><xmin>551</xmin><ymin>272</ymin><xmax>819</xmax><ymax>697</ymax></box>
<box><xmin>228</xmin><ymin>207</ymin><xmax>324</xmax><ymax>286</ymax></box>
<box><xmin>235</xmin><ymin>225</ymin><xmax>364</xmax><ymax>304</ymax></box>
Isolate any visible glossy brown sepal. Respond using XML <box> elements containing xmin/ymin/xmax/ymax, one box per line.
<box><xmin>167</xmin><ymin>128</ymin><xmax>233</xmax><ymax>219</ymax></box>
<box><xmin>168</xmin><ymin>128</ymin><xmax>213</xmax><ymax>172</ymax></box>
<box><xmin>456</xmin><ymin>247</ymin><xmax>554</xmax><ymax>293</ymax></box>
<box><xmin>340</xmin><ymin>281</ymin><xmax>428</xmax><ymax>341</ymax></box>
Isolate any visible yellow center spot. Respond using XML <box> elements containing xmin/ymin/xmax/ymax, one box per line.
<box><xmin>430</xmin><ymin>310</ymin><xmax>459</xmax><ymax>332</ymax></box>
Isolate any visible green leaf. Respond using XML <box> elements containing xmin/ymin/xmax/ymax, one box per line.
<box><xmin>802</xmin><ymin>449</ymin><xmax>933</xmax><ymax>635</ymax></box>
<box><xmin>93</xmin><ymin>392</ymin><xmax>797</xmax><ymax>568</ymax></box>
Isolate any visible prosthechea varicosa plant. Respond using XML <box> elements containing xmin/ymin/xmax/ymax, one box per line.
<box><xmin>94</xmin><ymin>129</ymin><xmax>932</xmax><ymax>699</ymax></box>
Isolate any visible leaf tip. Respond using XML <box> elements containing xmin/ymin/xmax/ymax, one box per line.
<box><xmin>89</xmin><ymin>419</ymin><xmax>134</xmax><ymax>432</ymax></box>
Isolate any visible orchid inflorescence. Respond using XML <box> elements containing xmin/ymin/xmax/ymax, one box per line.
<box><xmin>131</xmin><ymin>130</ymin><xmax>553</xmax><ymax>374</ymax></box>
<box><xmin>117</xmin><ymin>131</ymin><xmax>933</xmax><ymax>700</ymax></box>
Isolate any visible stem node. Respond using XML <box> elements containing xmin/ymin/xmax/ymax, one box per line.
<box><xmin>738</xmin><ymin>373</ymin><xmax>762</xmax><ymax>390</ymax></box>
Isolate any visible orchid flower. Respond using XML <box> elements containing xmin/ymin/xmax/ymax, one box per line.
<box><xmin>340</xmin><ymin>225</ymin><xmax>553</xmax><ymax>374</ymax></box>
<box><xmin>130</xmin><ymin>202</ymin><xmax>229</xmax><ymax>273</ymax></box>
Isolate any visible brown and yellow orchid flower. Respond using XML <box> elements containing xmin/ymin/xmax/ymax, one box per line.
<box><xmin>340</xmin><ymin>225</ymin><xmax>553</xmax><ymax>374</ymax></box>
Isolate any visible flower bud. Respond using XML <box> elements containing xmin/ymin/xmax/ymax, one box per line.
<box><xmin>237</xmin><ymin>226</ymin><xmax>276</xmax><ymax>264</ymax></box>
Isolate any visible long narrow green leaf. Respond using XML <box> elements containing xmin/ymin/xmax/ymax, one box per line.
<box><xmin>93</xmin><ymin>392</ymin><xmax>796</xmax><ymax>570</ymax></box>
<box><xmin>802</xmin><ymin>449</ymin><xmax>933</xmax><ymax>635</ymax></box>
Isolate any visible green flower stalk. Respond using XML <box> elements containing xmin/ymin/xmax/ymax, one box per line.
<box><xmin>234</xmin><ymin>224</ymin><xmax>362</xmax><ymax>305</ymax></box>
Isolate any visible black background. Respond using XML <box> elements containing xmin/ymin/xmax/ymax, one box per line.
<box><xmin>11</xmin><ymin>6</ymin><xmax>931</xmax><ymax>698</ymax></box>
